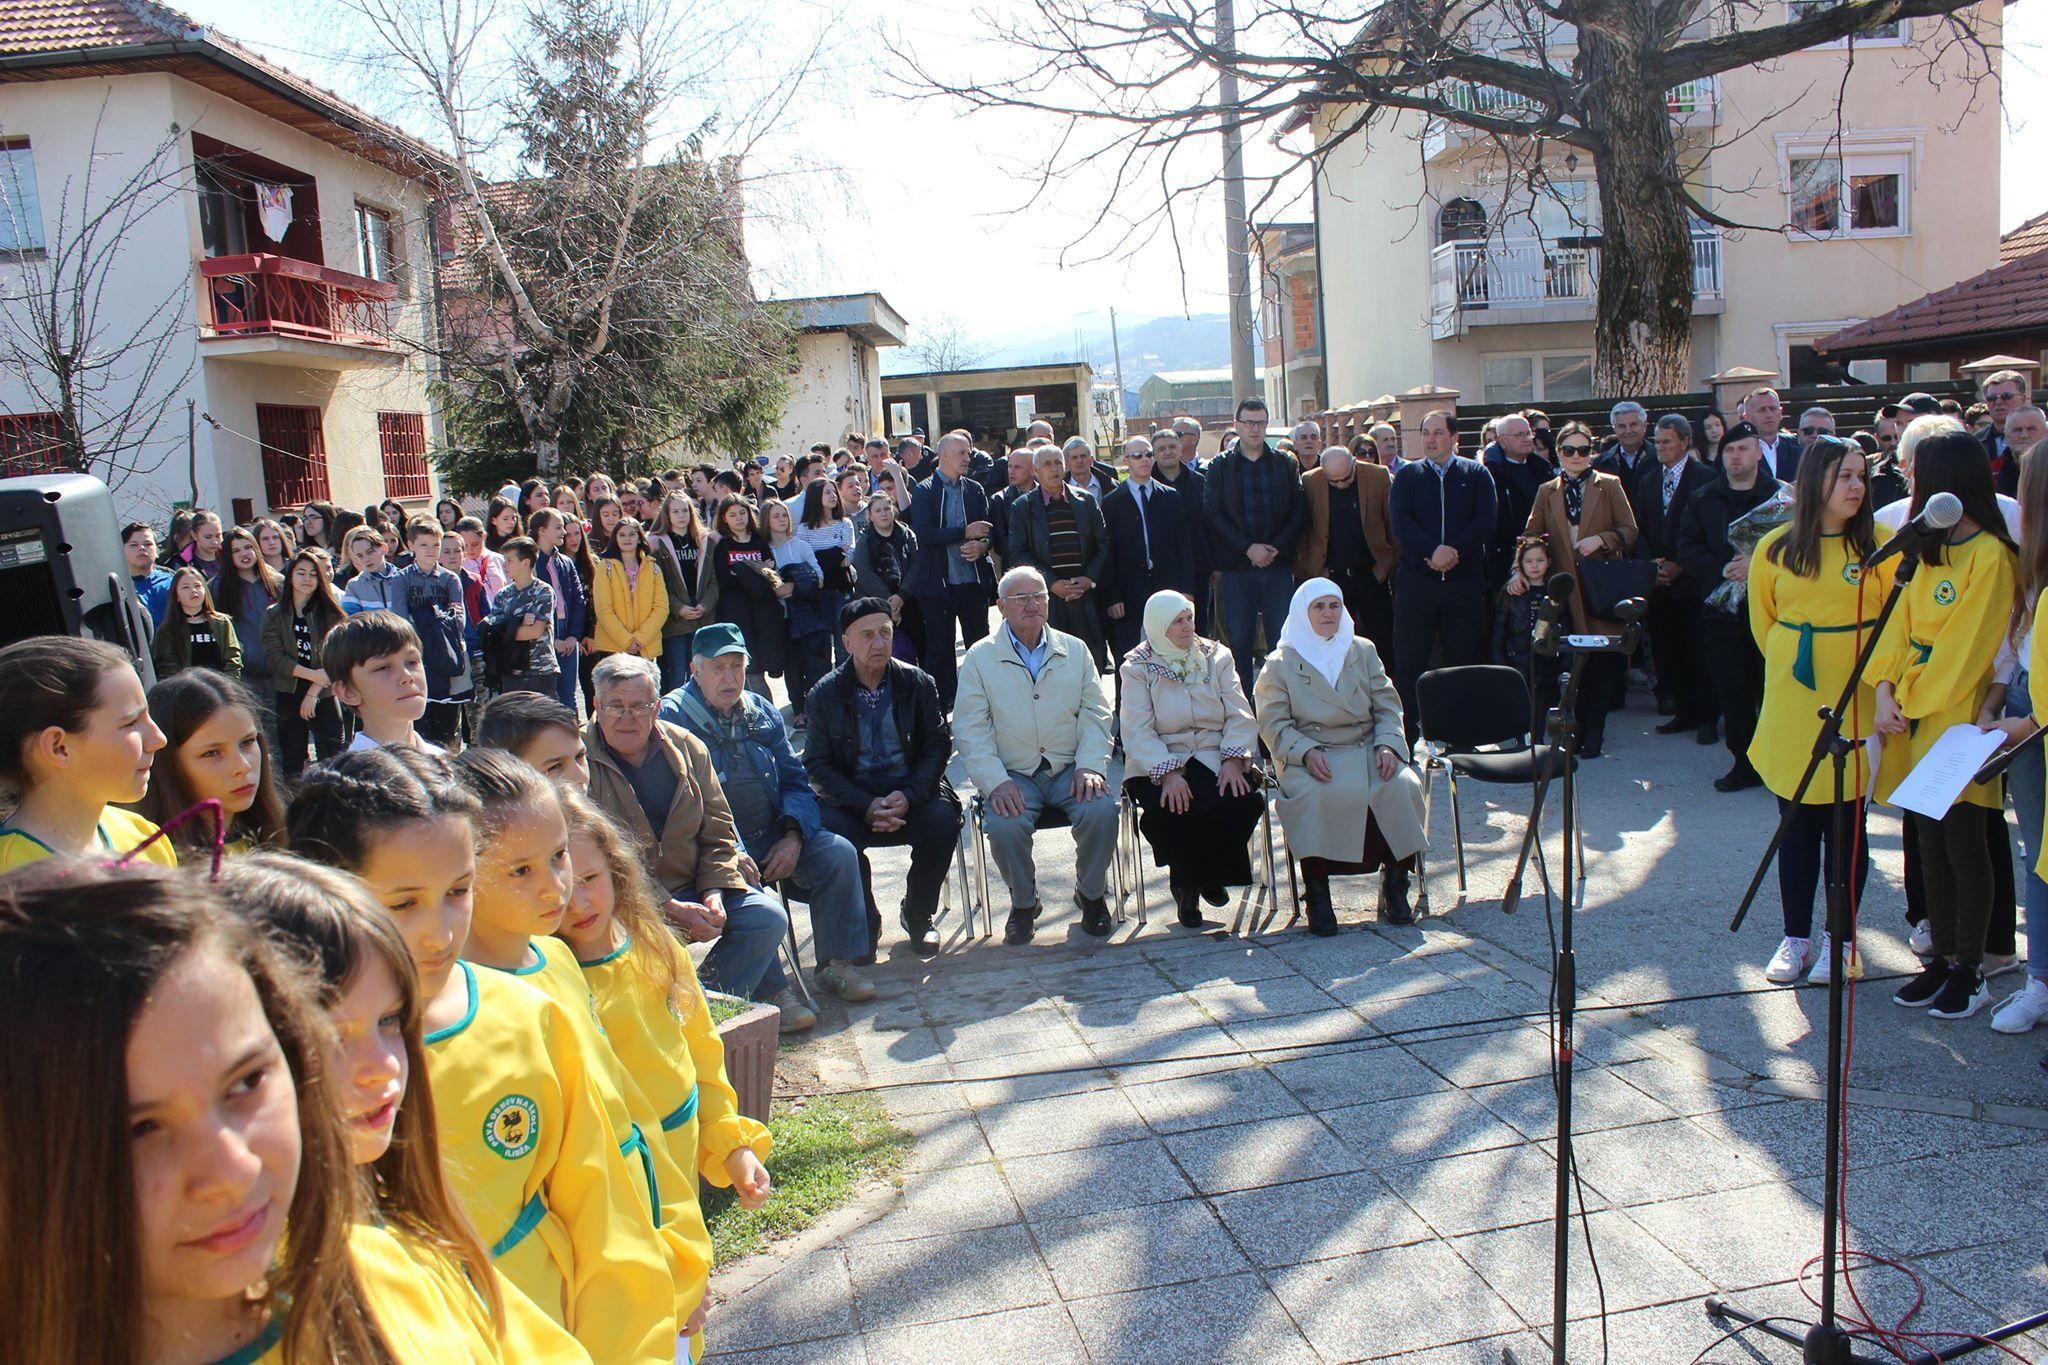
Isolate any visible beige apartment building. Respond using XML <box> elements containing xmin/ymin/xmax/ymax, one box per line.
<box><xmin>1304</xmin><ymin>4</ymin><xmax>2004</xmax><ymax>410</ymax></box>
<box><xmin>0</xmin><ymin>0</ymin><xmax>449</xmax><ymax>522</ymax></box>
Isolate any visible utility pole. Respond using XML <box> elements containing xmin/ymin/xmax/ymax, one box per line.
<box><xmin>1109</xmin><ymin>306</ymin><xmax>1128</xmax><ymax>443</ymax></box>
<box><xmin>1217</xmin><ymin>0</ymin><xmax>1256</xmax><ymax>404</ymax></box>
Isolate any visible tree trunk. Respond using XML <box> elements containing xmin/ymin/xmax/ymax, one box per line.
<box><xmin>1578</xmin><ymin>31</ymin><xmax>1696</xmax><ymax>397</ymax></box>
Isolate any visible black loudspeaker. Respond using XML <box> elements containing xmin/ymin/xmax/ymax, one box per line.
<box><xmin>0</xmin><ymin>474</ymin><xmax>156</xmax><ymax>684</ymax></box>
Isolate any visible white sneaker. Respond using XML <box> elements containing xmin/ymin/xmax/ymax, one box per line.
<box><xmin>1981</xmin><ymin>953</ymin><xmax>2021</xmax><ymax>980</ymax></box>
<box><xmin>1766</xmin><ymin>936</ymin><xmax>1815</xmax><ymax>983</ymax></box>
<box><xmin>1807</xmin><ymin>933</ymin><xmax>1863</xmax><ymax>985</ymax></box>
<box><xmin>1991</xmin><ymin>979</ymin><xmax>2048</xmax><ymax>1034</ymax></box>
<box><xmin>1909</xmin><ymin>921</ymin><xmax>1933</xmax><ymax>957</ymax></box>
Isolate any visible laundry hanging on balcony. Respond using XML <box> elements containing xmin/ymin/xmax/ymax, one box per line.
<box><xmin>254</xmin><ymin>182</ymin><xmax>293</xmax><ymax>242</ymax></box>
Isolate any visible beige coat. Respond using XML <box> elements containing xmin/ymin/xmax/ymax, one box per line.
<box><xmin>1118</xmin><ymin>639</ymin><xmax>1259</xmax><ymax>780</ymax></box>
<box><xmin>1253</xmin><ymin>637</ymin><xmax>1429</xmax><ymax>862</ymax></box>
<box><xmin>954</xmin><ymin>624</ymin><xmax>1114</xmax><ymax>796</ymax></box>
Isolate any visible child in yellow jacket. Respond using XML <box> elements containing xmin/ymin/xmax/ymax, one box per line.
<box><xmin>286</xmin><ymin>747</ymin><xmax>677</xmax><ymax>1365</ymax></box>
<box><xmin>1872</xmin><ymin>432</ymin><xmax>2019</xmax><ymax>1020</ymax></box>
<box><xmin>592</xmin><ymin>518</ymin><xmax>670</xmax><ymax>659</ymax></box>
<box><xmin>556</xmin><ymin>789</ymin><xmax>775</xmax><ymax>1358</ymax></box>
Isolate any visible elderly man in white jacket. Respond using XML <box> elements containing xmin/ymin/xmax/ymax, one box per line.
<box><xmin>955</xmin><ymin>565</ymin><xmax>1118</xmax><ymax>944</ymax></box>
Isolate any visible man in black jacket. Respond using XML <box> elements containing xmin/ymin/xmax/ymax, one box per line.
<box><xmin>1100</xmin><ymin>435</ymin><xmax>1196</xmax><ymax>662</ymax></box>
<box><xmin>1150</xmin><ymin>424</ymin><xmax>1214</xmax><ymax>633</ymax></box>
<box><xmin>1636</xmin><ymin>414</ymin><xmax>1718</xmax><ymax>740</ymax></box>
<box><xmin>907</xmin><ymin>432</ymin><xmax>999</xmax><ymax>708</ymax></box>
<box><xmin>1482</xmin><ymin>413</ymin><xmax>1553</xmax><ymax>592</ymax></box>
<box><xmin>1977</xmin><ymin>368</ymin><xmax>2031</xmax><ymax>496</ymax></box>
<box><xmin>804</xmin><ymin>598</ymin><xmax>962</xmax><ymax>955</ymax></box>
<box><xmin>1206</xmin><ymin>396</ymin><xmax>1306</xmax><ymax>694</ymax></box>
<box><xmin>1007</xmin><ymin>444</ymin><xmax>1111</xmax><ymax>668</ymax></box>
<box><xmin>988</xmin><ymin>447</ymin><xmax>1039</xmax><ymax>573</ymax></box>
<box><xmin>1676</xmin><ymin>422</ymin><xmax>1783</xmax><ymax>791</ymax></box>
<box><xmin>1389</xmin><ymin>409</ymin><xmax>1496</xmax><ymax>738</ymax></box>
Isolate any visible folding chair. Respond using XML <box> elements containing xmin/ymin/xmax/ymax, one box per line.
<box><xmin>1115</xmin><ymin>771</ymin><xmax>1287</xmax><ymax>930</ymax></box>
<box><xmin>968</xmin><ymin>791</ymin><xmax>1127</xmax><ymax>935</ymax></box>
<box><xmin>1414</xmin><ymin>664</ymin><xmax>1579</xmax><ymax>908</ymax></box>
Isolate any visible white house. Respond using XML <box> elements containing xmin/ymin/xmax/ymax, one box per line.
<box><xmin>0</xmin><ymin>0</ymin><xmax>452</xmax><ymax>523</ymax></box>
<box><xmin>761</xmin><ymin>292</ymin><xmax>909</xmax><ymax>453</ymax></box>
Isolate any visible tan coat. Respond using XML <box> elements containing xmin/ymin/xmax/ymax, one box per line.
<box><xmin>1118</xmin><ymin>639</ymin><xmax>1259</xmax><ymax>780</ymax></box>
<box><xmin>583</xmin><ymin>717</ymin><xmax>745</xmax><ymax>896</ymax></box>
<box><xmin>1295</xmin><ymin>464</ymin><xmax>1398</xmax><ymax>583</ymax></box>
<box><xmin>953</xmin><ymin>624</ymin><xmax>1114</xmax><ymax>796</ymax></box>
<box><xmin>1253</xmin><ymin>637</ymin><xmax>1428</xmax><ymax>862</ymax></box>
<box><xmin>1524</xmin><ymin>474</ymin><xmax>1639</xmax><ymax>633</ymax></box>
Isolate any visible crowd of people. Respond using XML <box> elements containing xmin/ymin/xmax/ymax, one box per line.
<box><xmin>3</xmin><ymin>370</ymin><xmax>2043</xmax><ymax>1361</ymax></box>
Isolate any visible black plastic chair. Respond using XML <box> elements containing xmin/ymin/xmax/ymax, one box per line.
<box><xmin>1415</xmin><ymin>665</ymin><xmax>1579</xmax><ymax>903</ymax></box>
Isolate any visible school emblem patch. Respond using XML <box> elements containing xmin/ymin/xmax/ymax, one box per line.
<box><xmin>484</xmin><ymin>1095</ymin><xmax>540</xmax><ymax>1159</ymax></box>
<box><xmin>1840</xmin><ymin>561</ymin><xmax>1863</xmax><ymax>585</ymax></box>
<box><xmin>1933</xmin><ymin>580</ymin><xmax>1957</xmax><ymax>606</ymax></box>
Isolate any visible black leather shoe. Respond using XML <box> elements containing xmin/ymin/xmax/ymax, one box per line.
<box><xmin>1004</xmin><ymin>907</ymin><xmax>1038</xmax><ymax>945</ymax></box>
<box><xmin>1075</xmin><ymin>892</ymin><xmax>1112</xmax><ymax>937</ymax></box>
<box><xmin>1713</xmin><ymin>764</ymin><xmax>1763</xmax><ymax>793</ymax></box>
<box><xmin>1656</xmin><ymin>697</ymin><xmax>1679</xmax><ymax>716</ymax></box>
<box><xmin>1304</xmin><ymin>879</ymin><xmax>1337</xmax><ymax>936</ymax></box>
<box><xmin>1200</xmin><ymin>882</ymin><xmax>1229</xmax><ymax>907</ymax></box>
<box><xmin>1695</xmin><ymin>723</ymin><xmax>1719</xmax><ymax>745</ymax></box>
<box><xmin>1172</xmin><ymin>883</ymin><xmax>1208</xmax><ymax>928</ymax></box>
<box><xmin>899</xmin><ymin>911</ymin><xmax>940</xmax><ymax>956</ymax></box>
<box><xmin>1379</xmin><ymin>866</ymin><xmax>1416</xmax><ymax>925</ymax></box>
<box><xmin>1655</xmin><ymin>716</ymin><xmax>1690</xmax><ymax>734</ymax></box>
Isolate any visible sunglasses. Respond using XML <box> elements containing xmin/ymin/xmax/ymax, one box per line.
<box><xmin>1800</xmin><ymin>425</ymin><xmax>1828</xmax><ymax>435</ymax></box>
<box><xmin>1558</xmin><ymin>443</ymin><xmax>1594</xmax><ymax>456</ymax></box>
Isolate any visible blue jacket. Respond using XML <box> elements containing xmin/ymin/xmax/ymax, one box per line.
<box><xmin>340</xmin><ymin>563</ymin><xmax>405</xmax><ymax>615</ymax></box>
<box><xmin>1390</xmin><ymin>455</ymin><xmax>1497</xmax><ymax>582</ymax></box>
<box><xmin>907</xmin><ymin>472</ymin><xmax>998</xmax><ymax>601</ymax></box>
<box><xmin>131</xmin><ymin>568</ymin><xmax>174</xmax><ymax>627</ymax></box>
<box><xmin>660</xmin><ymin>680</ymin><xmax>823</xmax><ymax>842</ymax></box>
<box><xmin>537</xmin><ymin>547</ymin><xmax>588</xmax><ymax>641</ymax></box>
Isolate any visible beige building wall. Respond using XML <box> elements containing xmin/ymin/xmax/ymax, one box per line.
<box><xmin>1313</xmin><ymin>2</ymin><xmax>2002</xmax><ymax>408</ymax></box>
<box><xmin>762</xmin><ymin>331</ymin><xmax>885</xmax><ymax>455</ymax></box>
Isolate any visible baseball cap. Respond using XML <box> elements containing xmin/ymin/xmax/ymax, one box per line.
<box><xmin>691</xmin><ymin>622</ymin><xmax>749</xmax><ymax>659</ymax></box>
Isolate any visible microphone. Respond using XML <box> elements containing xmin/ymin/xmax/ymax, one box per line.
<box><xmin>1862</xmin><ymin>491</ymin><xmax>1963</xmax><ymax>569</ymax></box>
<box><xmin>1532</xmin><ymin>571</ymin><xmax>1574</xmax><ymax>655</ymax></box>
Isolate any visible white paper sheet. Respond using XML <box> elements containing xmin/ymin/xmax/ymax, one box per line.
<box><xmin>1888</xmin><ymin>723</ymin><xmax>2008</xmax><ymax>819</ymax></box>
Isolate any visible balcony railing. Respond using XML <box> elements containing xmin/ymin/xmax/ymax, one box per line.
<box><xmin>199</xmin><ymin>254</ymin><xmax>398</xmax><ymax>349</ymax></box>
<box><xmin>1428</xmin><ymin>229</ymin><xmax>1723</xmax><ymax>332</ymax></box>
<box><xmin>1421</xmin><ymin>75</ymin><xmax>1717</xmax><ymax>157</ymax></box>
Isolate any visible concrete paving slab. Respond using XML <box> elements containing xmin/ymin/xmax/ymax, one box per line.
<box><xmin>1268</xmin><ymin>1238</ymin><xmax>1526</xmax><ymax>1360</ymax></box>
<box><xmin>1063</xmin><ymin>1271</ymin><xmax>1320</xmax><ymax>1364</ymax></box>
<box><xmin>844</xmin><ymin>1223</ymin><xmax>1056</xmax><ymax>1330</ymax></box>
<box><xmin>856</xmin><ymin>1304</ymin><xmax>1082</xmax><ymax>1364</ymax></box>
<box><xmin>1001</xmin><ymin>1135</ymin><xmax>1196</xmax><ymax>1222</ymax></box>
<box><xmin>1209</xmin><ymin>1168</ymin><xmax>1435</xmax><ymax>1269</ymax></box>
<box><xmin>1323</xmin><ymin>1086</ymin><xmax>1536</xmax><ymax>1168</ymax></box>
<box><xmin>1034</xmin><ymin>1197</ymin><xmax>1249</xmax><ymax>1298</ymax></box>
<box><xmin>1161</xmin><ymin>1111</ymin><xmax>1368</xmax><ymax>1194</ymax></box>
<box><xmin>1120</xmin><ymin>1066</ymin><xmax>1306</xmax><ymax>1135</ymax></box>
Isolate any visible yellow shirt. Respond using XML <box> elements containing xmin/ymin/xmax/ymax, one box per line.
<box><xmin>424</xmin><ymin>962</ymin><xmax>677</xmax><ymax>1365</ymax></box>
<box><xmin>576</xmin><ymin>937</ymin><xmax>772</xmax><ymax>1342</ymax></box>
<box><xmin>352</xmin><ymin>1221</ymin><xmax>593</xmax><ymax>1364</ymax></box>
<box><xmin>499</xmin><ymin>938</ymin><xmax>702</xmax><ymax>1327</ymax></box>
<box><xmin>1747</xmin><ymin>527</ymin><xmax>1891</xmax><ymax>803</ymax></box>
<box><xmin>2026</xmin><ymin>586</ymin><xmax>2048</xmax><ymax>880</ymax></box>
<box><xmin>1873</xmin><ymin>528</ymin><xmax>2017</xmax><ymax>812</ymax></box>
<box><xmin>0</xmin><ymin>805</ymin><xmax>177</xmax><ymax>872</ymax></box>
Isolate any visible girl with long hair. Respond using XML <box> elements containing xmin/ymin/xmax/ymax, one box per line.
<box><xmin>709</xmin><ymin>496</ymin><xmax>787</xmax><ymax>697</ymax></box>
<box><xmin>253</xmin><ymin>517</ymin><xmax>295</xmax><ymax>574</ymax></box>
<box><xmin>520</xmin><ymin>478</ymin><xmax>553</xmax><ymax>522</ymax></box>
<box><xmin>581</xmin><ymin>472</ymin><xmax>617</xmax><ymax>513</ymax></box>
<box><xmin>434</xmin><ymin>496</ymin><xmax>464</xmax><ymax>531</ymax></box>
<box><xmin>0</xmin><ymin>858</ymin><xmax>393</xmax><ymax>1364</ymax></box>
<box><xmin>0</xmin><ymin>637</ymin><xmax>173</xmax><ymax>868</ymax></box>
<box><xmin>217</xmin><ymin>853</ymin><xmax>594</xmax><ymax>1362</ymax></box>
<box><xmin>1985</xmin><ymin>437</ymin><xmax>2048</xmax><ymax>1033</ymax></box>
<box><xmin>592</xmin><ymin>515</ymin><xmax>669</xmax><ymax>669</ymax></box>
<box><xmin>555</xmin><ymin>791</ymin><xmax>772</xmax><ymax>1355</ymax></box>
<box><xmin>288</xmin><ymin>747</ymin><xmax>676</xmax><ymax>1363</ymax></box>
<box><xmin>766</xmin><ymin>500</ymin><xmax>830</xmax><ymax>722</ymax></box>
<box><xmin>587</xmin><ymin>495</ymin><xmax>623</xmax><ymax>559</ymax></box>
<box><xmin>645</xmin><ymin>491</ymin><xmax>715</xmax><ymax>689</ymax></box>
<box><xmin>299</xmin><ymin>500</ymin><xmax>338</xmax><ymax>551</ymax></box>
<box><xmin>483</xmin><ymin>498</ymin><xmax>521</xmax><ymax>554</ymax></box>
<box><xmin>1875</xmin><ymin>430</ymin><xmax>2019</xmax><ymax>1020</ymax></box>
<box><xmin>135</xmin><ymin>670</ymin><xmax>285</xmax><ymax>859</ymax></box>
<box><xmin>328</xmin><ymin>510</ymin><xmax>367</xmax><ymax>582</ymax></box>
<box><xmin>215</xmin><ymin>528</ymin><xmax>284</xmax><ymax>715</ymax></box>
<box><xmin>262</xmin><ymin>549</ymin><xmax>347</xmax><ymax>777</ymax></box>
<box><xmin>153</xmin><ymin>566</ymin><xmax>244</xmax><ymax>681</ymax></box>
<box><xmin>1748</xmin><ymin>436</ymin><xmax>1883</xmax><ymax>985</ymax></box>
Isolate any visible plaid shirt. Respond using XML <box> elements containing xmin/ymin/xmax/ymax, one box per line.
<box><xmin>1234</xmin><ymin>444</ymin><xmax>1287</xmax><ymax>548</ymax></box>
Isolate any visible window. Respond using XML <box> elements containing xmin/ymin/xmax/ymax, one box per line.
<box><xmin>0</xmin><ymin>140</ymin><xmax>45</xmax><ymax>254</ymax></box>
<box><xmin>377</xmin><ymin>411</ymin><xmax>431</xmax><ymax>499</ymax></box>
<box><xmin>355</xmin><ymin>204</ymin><xmax>397</xmax><ymax>283</ymax></box>
<box><xmin>1788</xmin><ymin>151</ymin><xmax>1908</xmax><ymax>237</ymax></box>
<box><xmin>0</xmin><ymin>413</ymin><xmax>65</xmax><ymax>476</ymax></box>
<box><xmin>1483</xmin><ymin>351</ymin><xmax>1593</xmax><ymax>405</ymax></box>
<box><xmin>254</xmin><ymin>404</ymin><xmax>331</xmax><ymax>509</ymax></box>
<box><xmin>1788</xmin><ymin>2</ymin><xmax>1907</xmax><ymax>43</ymax></box>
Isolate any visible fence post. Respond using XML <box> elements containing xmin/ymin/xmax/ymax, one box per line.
<box><xmin>1395</xmin><ymin>384</ymin><xmax>1460</xmax><ymax>461</ymax></box>
<box><xmin>1706</xmin><ymin>365</ymin><xmax>1779</xmax><ymax>422</ymax></box>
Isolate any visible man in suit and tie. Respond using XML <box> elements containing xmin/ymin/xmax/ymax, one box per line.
<box><xmin>1741</xmin><ymin>387</ymin><xmax>1803</xmax><ymax>484</ymax></box>
<box><xmin>1596</xmin><ymin>401</ymin><xmax>1654</xmax><ymax>484</ymax></box>
<box><xmin>1636</xmin><ymin>414</ymin><xmax>1718</xmax><ymax>740</ymax></box>
<box><xmin>1100</xmin><ymin>435</ymin><xmax>1195</xmax><ymax>663</ymax></box>
<box><xmin>1977</xmin><ymin>369</ymin><xmax>2032</xmax><ymax>496</ymax></box>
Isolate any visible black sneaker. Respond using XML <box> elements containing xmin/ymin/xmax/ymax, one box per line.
<box><xmin>1893</xmin><ymin>958</ymin><xmax>1952</xmax><ymax>1008</ymax></box>
<box><xmin>899</xmin><ymin>911</ymin><xmax>940</xmax><ymax>956</ymax></box>
<box><xmin>1656</xmin><ymin>716</ymin><xmax>1690</xmax><ymax>733</ymax></box>
<box><xmin>1075</xmin><ymin>891</ymin><xmax>1112</xmax><ymax>937</ymax></box>
<box><xmin>1695</xmin><ymin>724</ymin><xmax>1720</xmax><ymax>746</ymax></box>
<box><xmin>1927</xmin><ymin>965</ymin><xmax>1990</xmax><ymax>1020</ymax></box>
<box><xmin>1714</xmin><ymin>763</ymin><xmax>1763</xmax><ymax>793</ymax></box>
<box><xmin>1004</xmin><ymin>907</ymin><xmax>1038</xmax><ymax>946</ymax></box>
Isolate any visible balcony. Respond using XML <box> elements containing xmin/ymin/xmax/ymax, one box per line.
<box><xmin>1420</xmin><ymin>76</ymin><xmax>1718</xmax><ymax>158</ymax></box>
<box><xmin>1427</xmin><ymin>229</ymin><xmax>1724</xmax><ymax>337</ymax></box>
<box><xmin>198</xmin><ymin>255</ymin><xmax>402</xmax><ymax>369</ymax></box>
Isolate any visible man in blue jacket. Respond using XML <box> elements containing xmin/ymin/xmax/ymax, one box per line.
<box><xmin>530</xmin><ymin>508</ymin><xmax>589</xmax><ymax>714</ymax></box>
<box><xmin>1205</xmin><ymin>396</ymin><xmax>1306</xmax><ymax>695</ymax></box>
<box><xmin>908</xmin><ymin>431</ymin><xmax>999</xmax><ymax>708</ymax></box>
<box><xmin>1389</xmin><ymin>409</ymin><xmax>1497</xmax><ymax>738</ymax></box>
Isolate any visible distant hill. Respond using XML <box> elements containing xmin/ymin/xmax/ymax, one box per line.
<box><xmin>884</xmin><ymin>312</ymin><xmax>1231</xmax><ymax>386</ymax></box>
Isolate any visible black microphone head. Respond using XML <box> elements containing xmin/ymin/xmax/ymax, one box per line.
<box><xmin>1545</xmin><ymin>572</ymin><xmax>1576</xmax><ymax>603</ymax></box>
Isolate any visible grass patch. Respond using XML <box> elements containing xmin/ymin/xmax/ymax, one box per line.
<box><xmin>703</xmin><ymin>1091</ymin><xmax>910</xmax><ymax>1263</ymax></box>
<box><xmin>704</xmin><ymin>991</ymin><xmax>753</xmax><ymax>1026</ymax></box>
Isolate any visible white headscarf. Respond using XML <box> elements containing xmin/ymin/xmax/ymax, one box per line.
<box><xmin>1278</xmin><ymin>576</ymin><xmax>1355</xmax><ymax>690</ymax></box>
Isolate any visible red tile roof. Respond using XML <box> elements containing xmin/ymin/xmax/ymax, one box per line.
<box><xmin>2004</xmin><ymin>210</ymin><xmax>2048</xmax><ymax>265</ymax></box>
<box><xmin>0</xmin><ymin>0</ymin><xmax>189</xmax><ymax>53</ymax></box>
<box><xmin>1815</xmin><ymin>245</ymin><xmax>2048</xmax><ymax>358</ymax></box>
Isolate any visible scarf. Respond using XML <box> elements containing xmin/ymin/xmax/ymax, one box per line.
<box><xmin>1141</xmin><ymin>590</ymin><xmax>1204</xmax><ymax>683</ymax></box>
<box><xmin>1278</xmin><ymin>576</ymin><xmax>1355</xmax><ymax>690</ymax></box>
<box><xmin>1561</xmin><ymin>470</ymin><xmax>1590</xmax><ymax>524</ymax></box>
<box><xmin>867</xmin><ymin>526</ymin><xmax>904</xmax><ymax>593</ymax></box>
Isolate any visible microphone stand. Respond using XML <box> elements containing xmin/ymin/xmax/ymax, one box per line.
<box><xmin>1498</xmin><ymin>603</ymin><xmax>1643</xmax><ymax>1365</ymax></box>
<box><xmin>1709</xmin><ymin>552</ymin><xmax>2047</xmax><ymax>1363</ymax></box>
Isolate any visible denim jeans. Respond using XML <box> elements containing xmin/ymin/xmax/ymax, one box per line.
<box><xmin>745</xmin><ymin>826</ymin><xmax>871</xmax><ymax>964</ymax></box>
<box><xmin>1217</xmin><ymin>564</ymin><xmax>1294</xmax><ymax>696</ymax></box>
<box><xmin>659</xmin><ymin>634</ymin><xmax>693</xmax><ymax>694</ymax></box>
<box><xmin>681</xmin><ymin>885</ymin><xmax>789</xmax><ymax>1002</ymax></box>
<box><xmin>2005</xmin><ymin>671</ymin><xmax>2048</xmax><ymax>981</ymax></box>
<box><xmin>552</xmin><ymin>640</ymin><xmax>582</xmax><ymax>714</ymax></box>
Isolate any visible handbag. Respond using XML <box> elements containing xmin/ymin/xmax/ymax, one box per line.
<box><xmin>1575</xmin><ymin>556</ymin><xmax>1656</xmax><ymax>621</ymax></box>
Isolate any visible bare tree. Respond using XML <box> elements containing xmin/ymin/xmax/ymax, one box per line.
<box><xmin>0</xmin><ymin>107</ymin><xmax>196</xmax><ymax>503</ymax></box>
<box><xmin>907</xmin><ymin>314</ymin><xmax>994</xmax><ymax>372</ymax></box>
<box><xmin>897</xmin><ymin>0</ymin><xmax>1996</xmax><ymax>395</ymax></box>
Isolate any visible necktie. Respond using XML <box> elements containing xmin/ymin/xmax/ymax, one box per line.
<box><xmin>1136</xmin><ymin>485</ymin><xmax>1152</xmax><ymax>570</ymax></box>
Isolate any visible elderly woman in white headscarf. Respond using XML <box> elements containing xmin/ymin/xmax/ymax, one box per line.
<box><xmin>1118</xmin><ymin>589</ymin><xmax>1265</xmax><ymax>926</ymax></box>
<box><xmin>1254</xmin><ymin>577</ymin><xmax>1429</xmax><ymax>934</ymax></box>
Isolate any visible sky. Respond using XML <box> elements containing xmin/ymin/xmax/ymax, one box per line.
<box><xmin>178</xmin><ymin>0</ymin><xmax>2047</xmax><ymax>355</ymax></box>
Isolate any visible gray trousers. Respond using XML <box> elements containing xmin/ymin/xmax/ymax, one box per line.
<box><xmin>983</xmin><ymin>763</ymin><xmax>1118</xmax><ymax>910</ymax></box>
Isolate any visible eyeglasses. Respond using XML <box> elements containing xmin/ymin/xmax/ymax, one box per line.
<box><xmin>598</xmin><ymin>700</ymin><xmax>658</xmax><ymax>720</ymax></box>
<box><xmin>1001</xmin><ymin>591</ymin><xmax>1051</xmax><ymax>605</ymax></box>
<box><xmin>1558</xmin><ymin>444</ymin><xmax>1593</xmax><ymax>456</ymax></box>
<box><xmin>1800</xmin><ymin>426</ymin><xmax>1828</xmax><ymax>436</ymax></box>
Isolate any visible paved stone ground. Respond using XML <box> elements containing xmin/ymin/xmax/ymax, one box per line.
<box><xmin>704</xmin><ymin>688</ymin><xmax>2048</xmax><ymax>1364</ymax></box>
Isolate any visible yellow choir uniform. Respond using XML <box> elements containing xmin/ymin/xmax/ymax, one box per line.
<box><xmin>352</xmin><ymin>1221</ymin><xmax>593</xmax><ymax>1363</ymax></box>
<box><xmin>497</xmin><ymin>937</ymin><xmax>701</xmax><ymax>1329</ymax></box>
<box><xmin>576</xmin><ymin>937</ymin><xmax>772</xmax><ymax>1358</ymax></box>
<box><xmin>2027</xmin><ymin>586</ymin><xmax>2048</xmax><ymax>880</ymax></box>
<box><xmin>1873</xmin><ymin>529</ymin><xmax>2017</xmax><ymax>812</ymax></box>
<box><xmin>1746</xmin><ymin>527</ymin><xmax>1891</xmax><ymax>801</ymax></box>
<box><xmin>424</xmin><ymin>961</ymin><xmax>678</xmax><ymax>1365</ymax></box>
<box><xmin>0</xmin><ymin>805</ymin><xmax>176</xmax><ymax>871</ymax></box>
